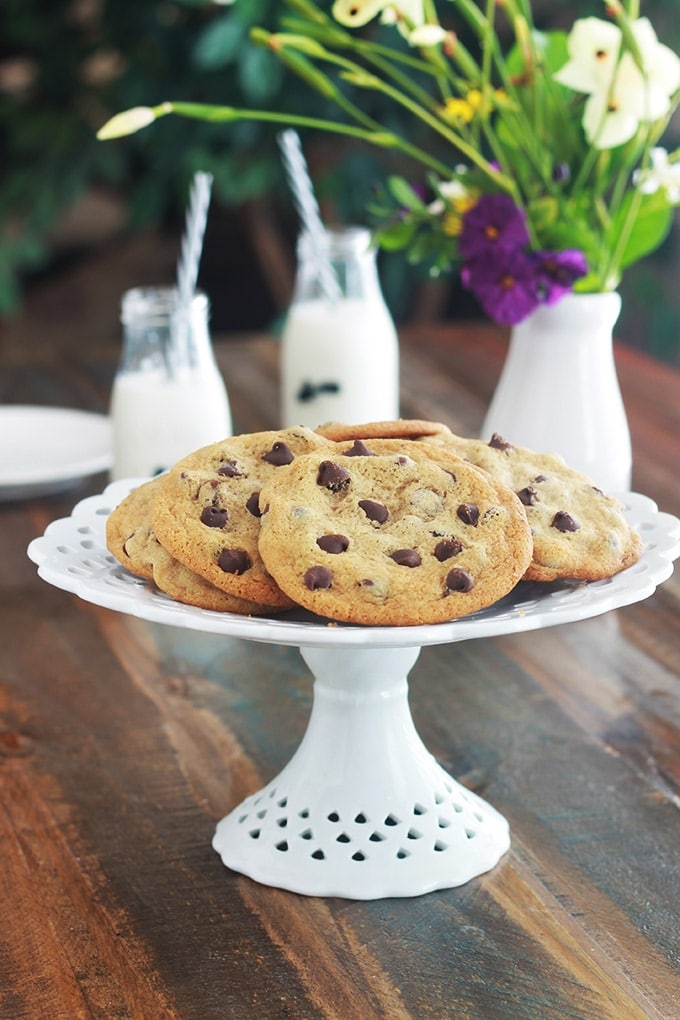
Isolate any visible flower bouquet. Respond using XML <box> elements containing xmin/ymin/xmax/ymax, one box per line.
<box><xmin>99</xmin><ymin>0</ymin><xmax>680</xmax><ymax>326</ymax></box>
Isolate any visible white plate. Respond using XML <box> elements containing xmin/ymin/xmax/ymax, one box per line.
<box><xmin>0</xmin><ymin>406</ymin><xmax>112</xmax><ymax>500</ymax></box>
<box><xmin>27</xmin><ymin>480</ymin><xmax>680</xmax><ymax>650</ymax></box>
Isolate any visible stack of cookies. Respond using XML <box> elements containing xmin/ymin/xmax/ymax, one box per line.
<box><xmin>106</xmin><ymin>420</ymin><xmax>642</xmax><ymax>627</ymax></box>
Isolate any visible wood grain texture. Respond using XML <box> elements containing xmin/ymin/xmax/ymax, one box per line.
<box><xmin>1</xmin><ymin>325</ymin><xmax>679</xmax><ymax>1019</ymax></box>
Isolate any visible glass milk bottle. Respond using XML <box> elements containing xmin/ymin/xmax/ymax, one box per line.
<box><xmin>110</xmin><ymin>287</ymin><xmax>232</xmax><ymax>479</ymax></box>
<box><xmin>281</xmin><ymin>227</ymin><xmax>399</xmax><ymax>428</ymax></box>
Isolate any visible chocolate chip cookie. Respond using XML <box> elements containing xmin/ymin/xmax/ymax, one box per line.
<box><xmin>106</xmin><ymin>476</ymin><xmax>160</xmax><ymax>580</ymax></box>
<box><xmin>106</xmin><ymin>477</ymin><xmax>276</xmax><ymax>614</ymax></box>
<box><xmin>316</xmin><ymin>419</ymin><xmax>451</xmax><ymax>443</ymax></box>
<box><xmin>426</xmin><ymin>431</ymin><xmax>642</xmax><ymax>581</ymax></box>
<box><xmin>257</xmin><ymin>441</ymin><xmax>533</xmax><ymax>626</ymax></box>
<box><xmin>151</xmin><ymin>427</ymin><xmax>333</xmax><ymax>606</ymax></box>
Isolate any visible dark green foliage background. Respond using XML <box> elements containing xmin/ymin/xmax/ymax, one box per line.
<box><xmin>1</xmin><ymin>0</ymin><xmax>678</xmax><ymax>362</ymax></box>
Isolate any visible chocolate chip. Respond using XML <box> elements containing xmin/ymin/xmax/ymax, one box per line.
<box><xmin>246</xmin><ymin>491</ymin><xmax>262</xmax><ymax>518</ymax></box>
<box><xmin>489</xmin><ymin>432</ymin><xmax>512</xmax><ymax>450</ymax></box>
<box><xmin>316</xmin><ymin>534</ymin><xmax>349</xmax><ymax>554</ymax></box>
<box><xmin>262</xmin><ymin>441</ymin><xmax>294</xmax><ymax>466</ymax></box>
<box><xmin>434</xmin><ymin>538</ymin><xmax>463</xmax><ymax>561</ymax></box>
<box><xmin>457</xmin><ymin>503</ymin><xmax>480</xmax><ymax>526</ymax></box>
<box><xmin>390</xmin><ymin>549</ymin><xmax>421</xmax><ymax>567</ymax></box>
<box><xmin>552</xmin><ymin>511</ymin><xmax>580</xmax><ymax>532</ymax></box>
<box><xmin>343</xmin><ymin>439</ymin><xmax>374</xmax><ymax>457</ymax></box>
<box><xmin>304</xmin><ymin>565</ymin><xmax>333</xmax><ymax>590</ymax></box>
<box><xmin>359</xmin><ymin>499</ymin><xmax>389</xmax><ymax>524</ymax></box>
<box><xmin>200</xmin><ymin>505</ymin><xmax>228</xmax><ymax>528</ymax></box>
<box><xmin>218</xmin><ymin>460</ymin><xmax>243</xmax><ymax>477</ymax></box>
<box><xmin>446</xmin><ymin>568</ymin><xmax>474</xmax><ymax>592</ymax></box>
<box><xmin>516</xmin><ymin>486</ymin><xmax>538</xmax><ymax>506</ymax></box>
<box><xmin>317</xmin><ymin>460</ymin><xmax>351</xmax><ymax>492</ymax></box>
<box><xmin>217</xmin><ymin>548</ymin><xmax>251</xmax><ymax>574</ymax></box>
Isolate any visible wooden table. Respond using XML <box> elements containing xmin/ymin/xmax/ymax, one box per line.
<box><xmin>2</xmin><ymin>324</ymin><xmax>679</xmax><ymax>1019</ymax></box>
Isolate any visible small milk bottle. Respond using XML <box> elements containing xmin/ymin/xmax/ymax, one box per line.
<box><xmin>281</xmin><ymin>226</ymin><xmax>399</xmax><ymax>428</ymax></box>
<box><xmin>110</xmin><ymin>287</ymin><xmax>232</xmax><ymax>479</ymax></box>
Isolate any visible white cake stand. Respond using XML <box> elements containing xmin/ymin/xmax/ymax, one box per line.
<box><xmin>28</xmin><ymin>481</ymin><xmax>680</xmax><ymax>899</ymax></box>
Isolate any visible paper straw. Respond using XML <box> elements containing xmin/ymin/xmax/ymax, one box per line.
<box><xmin>278</xmin><ymin>130</ymin><xmax>342</xmax><ymax>301</ymax></box>
<box><xmin>176</xmin><ymin>170</ymin><xmax>213</xmax><ymax>307</ymax></box>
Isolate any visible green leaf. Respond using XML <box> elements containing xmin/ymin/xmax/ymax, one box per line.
<box><xmin>193</xmin><ymin>15</ymin><xmax>245</xmax><ymax>70</ymax></box>
<box><xmin>239</xmin><ymin>45</ymin><xmax>283</xmax><ymax>103</ymax></box>
<box><xmin>614</xmin><ymin>190</ymin><xmax>674</xmax><ymax>270</ymax></box>
<box><xmin>406</xmin><ymin>230</ymin><xmax>436</xmax><ymax>264</ymax></box>
<box><xmin>386</xmin><ymin>176</ymin><xmax>428</xmax><ymax>212</ymax></box>
<box><xmin>373</xmin><ymin>220</ymin><xmax>417</xmax><ymax>250</ymax></box>
<box><xmin>505</xmin><ymin>30</ymin><xmax>569</xmax><ymax>79</ymax></box>
<box><xmin>527</xmin><ymin>196</ymin><xmax>560</xmax><ymax>232</ymax></box>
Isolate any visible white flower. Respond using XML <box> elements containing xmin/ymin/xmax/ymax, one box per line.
<box><xmin>427</xmin><ymin>179</ymin><xmax>467</xmax><ymax>213</ymax></box>
<box><xmin>554</xmin><ymin>17</ymin><xmax>622</xmax><ymax>95</ymax></box>
<box><xmin>427</xmin><ymin>177</ymin><xmax>475</xmax><ymax>222</ymax></box>
<box><xmin>380</xmin><ymin>0</ymin><xmax>425</xmax><ymax>23</ymax></box>
<box><xmin>635</xmin><ymin>147</ymin><xmax>680</xmax><ymax>203</ymax></box>
<box><xmin>407</xmin><ymin>24</ymin><xmax>447</xmax><ymax>48</ymax></box>
<box><xmin>333</xmin><ymin>0</ymin><xmax>446</xmax><ymax>47</ymax></box>
<box><xmin>333</xmin><ymin>0</ymin><xmax>428</xmax><ymax>42</ymax></box>
<box><xmin>554</xmin><ymin>16</ymin><xmax>680</xmax><ymax>148</ymax></box>
<box><xmin>332</xmin><ymin>0</ymin><xmax>389</xmax><ymax>27</ymax></box>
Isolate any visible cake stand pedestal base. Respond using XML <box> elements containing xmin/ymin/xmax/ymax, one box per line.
<box><xmin>212</xmin><ymin>645</ymin><xmax>510</xmax><ymax>899</ymax></box>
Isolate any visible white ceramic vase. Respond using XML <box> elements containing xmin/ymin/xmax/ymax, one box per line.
<box><xmin>481</xmin><ymin>292</ymin><xmax>632</xmax><ymax>493</ymax></box>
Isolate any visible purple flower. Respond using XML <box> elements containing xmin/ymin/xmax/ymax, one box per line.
<box><xmin>551</xmin><ymin>163</ymin><xmax>571</xmax><ymax>183</ymax></box>
<box><xmin>535</xmin><ymin>249</ymin><xmax>588</xmax><ymax>304</ymax></box>
<box><xmin>459</xmin><ymin>194</ymin><xmax>530</xmax><ymax>260</ymax></box>
<box><xmin>461</xmin><ymin>251</ymin><xmax>543</xmax><ymax>325</ymax></box>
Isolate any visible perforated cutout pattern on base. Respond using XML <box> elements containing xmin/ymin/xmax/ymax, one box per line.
<box><xmin>212</xmin><ymin>644</ymin><xmax>510</xmax><ymax>899</ymax></box>
<box><xmin>232</xmin><ymin>780</ymin><xmax>492</xmax><ymax>867</ymax></box>
<box><xmin>214</xmin><ymin>760</ymin><xmax>509</xmax><ymax>898</ymax></box>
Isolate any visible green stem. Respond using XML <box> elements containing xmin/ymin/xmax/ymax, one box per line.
<box><xmin>602</xmin><ymin>111</ymin><xmax>675</xmax><ymax>283</ymax></box>
<box><xmin>454</xmin><ymin>0</ymin><xmax>556</xmax><ymax>191</ymax></box>
<box><xmin>274</xmin><ymin>32</ymin><xmax>445</xmax><ymax>120</ymax></box>
<box><xmin>281</xmin><ymin>19</ymin><xmax>443</xmax><ymax>77</ymax></box>
<box><xmin>269</xmin><ymin>31</ymin><xmax>515</xmax><ymax>193</ymax></box>
<box><xmin>357</xmin><ymin>46</ymin><xmax>449</xmax><ymax>115</ymax></box>
<box><xmin>158</xmin><ymin>102</ymin><xmax>458</xmax><ymax>179</ymax></box>
<box><xmin>600</xmin><ymin>184</ymin><xmax>643</xmax><ymax>288</ymax></box>
<box><xmin>350</xmin><ymin>74</ymin><xmax>516</xmax><ymax>194</ymax></box>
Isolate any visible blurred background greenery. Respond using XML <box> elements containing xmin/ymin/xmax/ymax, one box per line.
<box><xmin>1</xmin><ymin>0</ymin><xmax>679</xmax><ymax>363</ymax></box>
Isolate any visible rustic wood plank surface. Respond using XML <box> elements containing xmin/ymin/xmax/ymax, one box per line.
<box><xmin>1</xmin><ymin>321</ymin><xmax>679</xmax><ymax>1020</ymax></box>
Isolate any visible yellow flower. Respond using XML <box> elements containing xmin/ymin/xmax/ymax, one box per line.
<box><xmin>442</xmin><ymin>212</ymin><xmax>463</xmax><ymax>235</ymax></box>
<box><xmin>443</xmin><ymin>97</ymin><xmax>475</xmax><ymax>124</ymax></box>
<box><xmin>430</xmin><ymin>181</ymin><xmax>479</xmax><ymax>235</ymax></box>
<box><xmin>452</xmin><ymin>191</ymin><xmax>478</xmax><ymax>215</ymax></box>
<box><xmin>442</xmin><ymin>89</ymin><xmax>486</xmax><ymax>124</ymax></box>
